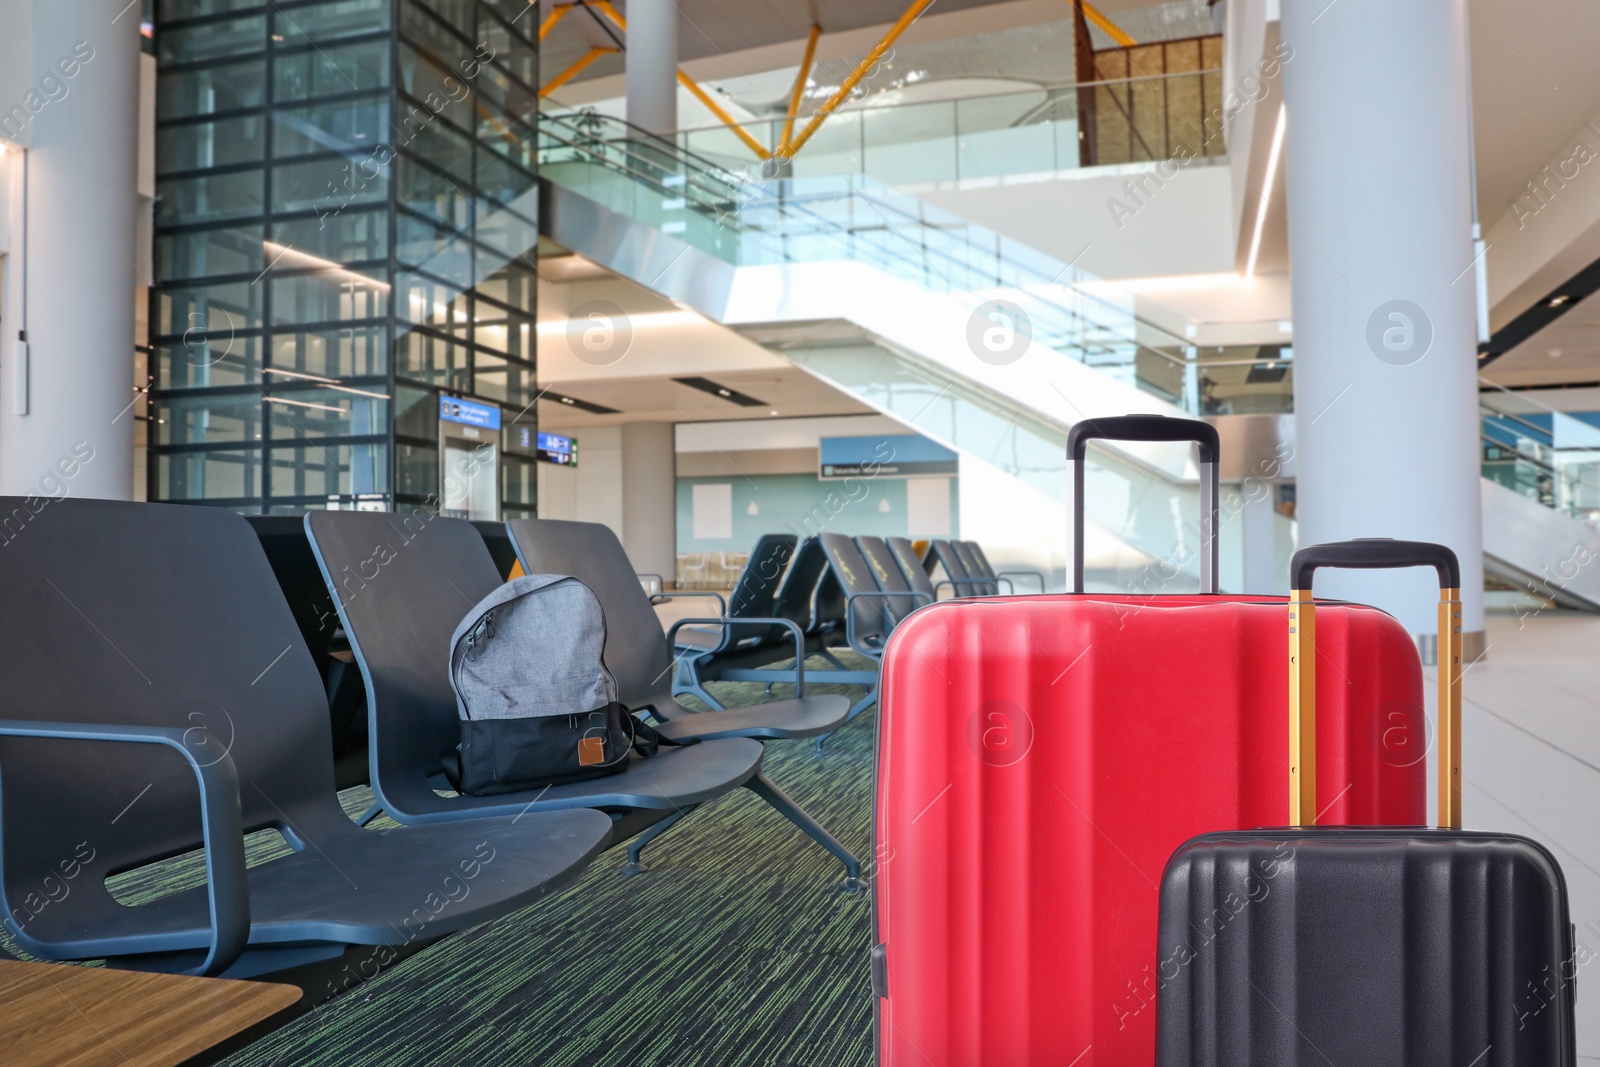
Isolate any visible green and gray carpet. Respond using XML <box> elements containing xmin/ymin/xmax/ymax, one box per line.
<box><xmin>218</xmin><ymin>661</ymin><xmax>878</xmax><ymax>1066</ymax></box>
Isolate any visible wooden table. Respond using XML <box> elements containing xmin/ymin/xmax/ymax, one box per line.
<box><xmin>0</xmin><ymin>959</ymin><xmax>301</xmax><ymax>1066</ymax></box>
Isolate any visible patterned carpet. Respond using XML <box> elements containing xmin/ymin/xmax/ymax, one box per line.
<box><xmin>216</xmin><ymin>658</ymin><xmax>878</xmax><ymax>1067</ymax></box>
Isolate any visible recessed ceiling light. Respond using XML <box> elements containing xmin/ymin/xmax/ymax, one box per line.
<box><xmin>1549</xmin><ymin>348</ymin><xmax>1564</xmax><ymax>358</ymax></box>
<box><xmin>560</xmin><ymin>396</ymin><xmax>575</xmax><ymax>404</ymax></box>
<box><xmin>769</xmin><ymin>409</ymin><xmax>778</xmax><ymax>416</ymax></box>
<box><xmin>672</xmin><ymin>377</ymin><xmax>765</xmax><ymax>406</ymax></box>
<box><xmin>1548</xmin><ymin>294</ymin><xmax>1571</xmax><ymax>307</ymax></box>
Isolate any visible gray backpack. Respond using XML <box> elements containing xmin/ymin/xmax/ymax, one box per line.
<box><xmin>444</xmin><ymin>573</ymin><xmax>667</xmax><ymax>795</ymax></box>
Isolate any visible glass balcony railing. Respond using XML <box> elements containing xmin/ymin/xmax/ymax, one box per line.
<box><xmin>545</xmin><ymin>68</ymin><xmax>1224</xmax><ymax>189</ymax></box>
<box><xmin>538</xmin><ymin>109</ymin><xmax>1203</xmax><ymax>409</ymax></box>
<box><xmin>1480</xmin><ymin>380</ymin><xmax>1600</xmax><ymax>523</ymax></box>
<box><xmin>536</xmin><ymin>108</ymin><xmax>1292</xmax><ymax>593</ymax></box>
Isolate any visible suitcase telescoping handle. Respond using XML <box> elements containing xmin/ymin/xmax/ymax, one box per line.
<box><xmin>1067</xmin><ymin>414</ymin><xmax>1220</xmax><ymax>594</ymax></box>
<box><xmin>1287</xmin><ymin>538</ymin><xmax>1463</xmax><ymax>828</ymax></box>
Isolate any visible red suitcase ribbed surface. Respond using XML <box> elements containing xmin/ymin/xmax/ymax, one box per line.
<box><xmin>874</xmin><ymin>595</ymin><xmax>1427</xmax><ymax>1066</ymax></box>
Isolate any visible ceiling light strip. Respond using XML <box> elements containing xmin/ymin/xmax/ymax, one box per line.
<box><xmin>1245</xmin><ymin>103</ymin><xmax>1287</xmax><ymax>280</ymax></box>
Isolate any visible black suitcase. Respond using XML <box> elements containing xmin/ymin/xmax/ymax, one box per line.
<box><xmin>1156</xmin><ymin>539</ymin><xmax>1577</xmax><ymax>1066</ymax></box>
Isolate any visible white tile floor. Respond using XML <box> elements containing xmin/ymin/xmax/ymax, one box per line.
<box><xmin>1448</xmin><ymin>611</ymin><xmax>1600</xmax><ymax>1059</ymax></box>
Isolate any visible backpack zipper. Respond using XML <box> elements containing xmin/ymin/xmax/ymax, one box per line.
<box><xmin>464</xmin><ymin>610</ymin><xmax>496</xmax><ymax>661</ymax></box>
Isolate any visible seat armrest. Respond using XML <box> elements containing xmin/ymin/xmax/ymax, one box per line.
<box><xmin>635</xmin><ymin>572</ymin><xmax>665</xmax><ymax>595</ymax></box>
<box><xmin>996</xmin><ymin>570</ymin><xmax>1047</xmax><ymax>594</ymax></box>
<box><xmin>649</xmin><ymin>590</ymin><xmax>728</xmax><ymax>615</ymax></box>
<box><xmin>933</xmin><ymin>577</ymin><xmax>996</xmax><ymax>599</ymax></box>
<box><xmin>666</xmin><ymin>617</ymin><xmax>806</xmax><ymax>695</ymax></box>
<box><xmin>842</xmin><ymin>590</ymin><xmax>934</xmax><ymax>657</ymax></box>
<box><xmin>0</xmin><ymin>720</ymin><xmax>249</xmax><ymax>977</ymax></box>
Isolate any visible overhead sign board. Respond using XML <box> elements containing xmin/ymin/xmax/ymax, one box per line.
<box><xmin>819</xmin><ymin>433</ymin><xmax>958</xmax><ymax>479</ymax></box>
<box><xmin>439</xmin><ymin>395</ymin><xmax>502</xmax><ymax>431</ymax></box>
<box><xmin>536</xmin><ymin>431</ymin><xmax>578</xmax><ymax>467</ymax></box>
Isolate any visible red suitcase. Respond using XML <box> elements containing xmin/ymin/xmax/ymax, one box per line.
<box><xmin>872</xmin><ymin>416</ymin><xmax>1429</xmax><ymax>1066</ymax></box>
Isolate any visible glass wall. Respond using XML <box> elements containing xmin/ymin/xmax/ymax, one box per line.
<box><xmin>149</xmin><ymin>0</ymin><xmax>539</xmax><ymax>518</ymax></box>
<box><xmin>1078</xmin><ymin>35</ymin><xmax>1225</xmax><ymax>167</ymax></box>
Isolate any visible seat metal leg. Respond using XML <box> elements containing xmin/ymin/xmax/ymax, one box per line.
<box><xmin>354</xmin><ymin>801</ymin><xmax>383</xmax><ymax>827</ymax></box>
<box><xmin>747</xmin><ymin>771</ymin><xmax>865</xmax><ymax>892</ymax></box>
<box><xmin>847</xmin><ymin>685</ymin><xmax>880</xmax><ymax>720</ymax></box>
<box><xmin>689</xmin><ymin>683</ymin><xmax>726</xmax><ymax>710</ymax></box>
<box><xmin>814</xmin><ymin>685</ymin><xmax>878</xmax><ymax>753</ymax></box>
<box><xmin>621</xmin><ymin>805</ymin><xmax>698</xmax><ymax>875</ymax></box>
<box><xmin>673</xmin><ymin>660</ymin><xmax>727</xmax><ymax>710</ymax></box>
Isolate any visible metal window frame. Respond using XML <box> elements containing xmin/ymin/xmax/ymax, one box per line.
<box><xmin>149</xmin><ymin>0</ymin><xmax>540</xmax><ymax>518</ymax></box>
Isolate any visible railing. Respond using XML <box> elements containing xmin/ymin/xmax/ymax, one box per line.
<box><xmin>544</xmin><ymin>68</ymin><xmax>1223</xmax><ymax>188</ymax></box>
<box><xmin>539</xmin><ymin>109</ymin><xmax>1209</xmax><ymax>409</ymax></box>
<box><xmin>1480</xmin><ymin>380</ymin><xmax>1600</xmax><ymax>523</ymax></box>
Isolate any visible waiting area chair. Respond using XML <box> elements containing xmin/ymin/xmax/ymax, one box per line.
<box><xmin>670</xmin><ymin>534</ymin><xmax>875</xmax><ymax>706</ymax></box>
<box><xmin>505</xmin><ymin>518</ymin><xmax>864</xmax><ymax>888</ymax></box>
<box><xmin>247</xmin><ymin>515</ymin><xmax>369</xmax><ymax>789</ymax></box>
<box><xmin>0</xmin><ymin>499</ymin><xmax>612</xmax><ymax>978</ymax></box>
<box><xmin>928</xmin><ymin>539</ymin><xmax>1046</xmax><ymax>597</ymax></box>
<box><xmin>304</xmin><ymin>510</ymin><xmax>765</xmax><ymax>876</ymax></box>
<box><xmin>671</xmin><ymin>532</ymin><xmax>798</xmax><ymax>668</ymax></box>
<box><xmin>814</xmin><ymin>533</ymin><xmax>933</xmax><ymax>727</ymax></box>
<box><xmin>964</xmin><ymin>540</ymin><xmax>1046</xmax><ymax>594</ymax></box>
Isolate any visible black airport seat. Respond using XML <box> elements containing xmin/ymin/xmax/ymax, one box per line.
<box><xmin>507</xmin><ymin>519</ymin><xmax>863</xmax><ymax>888</ymax></box>
<box><xmin>471</xmin><ymin>519</ymin><xmax>521</xmax><ymax>578</ymax></box>
<box><xmin>929</xmin><ymin>538</ymin><xmax>991</xmax><ymax>597</ymax></box>
<box><xmin>672</xmin><ymin>532</ymin><xmax>797</xmax><ymax>656</ymax></box>
<box><xmin>950</xmin><ymin>540</ymin><xmax>998</xmax><ymax>594</ymax></box>
<box><xmin>668</xmin><ymin>533</ymin><xmax>876</xmax><ymax>712</ymax></box>
<box><xmin>960</xmin><ymin>540</ymin><xmax>1047</xmax><ymax>594</ymax></box>
<box><xmin>771</xmin><ymin>535</ymin><xmax>827</xmax><ymax>635</ymax></box>
<box><xmin>246</xmin><ymin>515</ymin><xmax>369</xmax><ymax>788</ymax></box>
<box><xmin>0</xmin><ymin>499</ymin><xmax>611</xmax><ymax>978</ymax></box>
<box><xmin>855</xmin><ymin>535</ymin><xmax>931</xmax><ymax>624</ymax></box>
<box><xmin>809</xmin><ymin>534</ymin><xmax>934</xmax><ymax>737</ymax></box>
<box><xmin>886</xmin><ymin>536</ymin><xmax>939</xmax><ymax>602</ymax></box>
<box><xmin>510</xmin><ymin>520</ymin><xmax>846</xmax><ymax>742</ymax></box>
<box><xmin>768</xmin><ymin>535</ymin><xmax>839</xmax><ymax>637</ymax></box>
<box><xmin>817</xmin><ymin>533</ymin><xmax>926</xmax><ymax>657</ymax></box>
<box><xmin>304</xmin><ymin>509</ymin><xmax>763</xmax><ymax>823</ymax></box>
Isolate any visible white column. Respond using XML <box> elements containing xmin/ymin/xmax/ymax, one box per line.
<box><xmin>0</xmin><ymin>4</ymin><xmax>139</xmax><ymax>500</ymax></box>
<box><xmin>1240</xmin><ymin>489</ymin><xmax>1278</xmax><ymax>594</ymax></box>
<box><xmin>620</xmin><ymin>421</ymin><xmax>677</xmax><ymax>581</ymax></box>
<box><xmin>1281</xmin><ymin>0</ymin><xmax>1484</xmax><ymax>652</ymax></box>
<box><xmin>625</xmin><ymin>0</ymin><xmax>678</xmax><ymax>135</ymax></box>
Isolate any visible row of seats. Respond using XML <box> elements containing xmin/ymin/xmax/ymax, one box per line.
<box><xmin>670</xmin><ymin>534</ymin><xmax>1043</xmax><ymax>730</ymax></box>
<box><xmin>0</xmin><ymin>499</ymin><xmax>866</xmax><ymax>982</ymax></box>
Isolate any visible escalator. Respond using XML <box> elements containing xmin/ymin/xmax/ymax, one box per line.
<box><xmin>1479</xmin><ymin>387</ymin><xmax>1600</xmax><ymax>611</ymax></box>
<box><xmin>535</xmin><ymin>111</ymin><xmax>1223</xmax><ymax>592</ymax></box>
<box><xmin>539</xmin><ymin>112</ymin><xmax>1600</xmax><ymax>607</ymax></box>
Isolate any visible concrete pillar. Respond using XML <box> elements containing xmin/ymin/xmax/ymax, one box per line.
<box><xmin>1240</xmin><ymin>489</ymin><xmax>1278</xmax><ymax>594</ymax></box>
<box><xmin>621</xmin><ymin>422</ymin><xmax>677</xmax><ymax>582</ymax></box>
<box><xmin>625</xmin><ymin>0</ymin><xmax>678</xmax><ymax>135</ymax></box>
<box><xmin>0</xmin><ymin>4</ymin><xmax>139</xmax><ymax>500</ymax></box>
<box><xmin>1281</xmin><ymin>0</ymin><xmax>1484</xmax><ymax>654</ymax></box>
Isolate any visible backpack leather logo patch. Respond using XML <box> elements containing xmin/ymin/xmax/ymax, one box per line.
<box><xmin>578</xmin><ymin>735</ymin><xmax>606</xmax><ymax>766</ymax></box>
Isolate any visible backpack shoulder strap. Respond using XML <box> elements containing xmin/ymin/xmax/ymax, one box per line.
<box><xmin>621</xmin><ymin>705</ymin><xmax>695</xmax><ymax>756</ymax></box>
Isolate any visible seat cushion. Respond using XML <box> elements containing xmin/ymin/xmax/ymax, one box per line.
<box><xmin>653</xmin><ymin>695</ymin><xmax>850</xmax><ymax>742</ymax></box>
<box><xmin>384</xmin><ymin>737</ymin><xmax>766</xmax><ymax>822</ymax></box>
<box><xmin>19</xmin><ymin>808</ymin><xmax>614</xmax><ymax>961</ymax></box>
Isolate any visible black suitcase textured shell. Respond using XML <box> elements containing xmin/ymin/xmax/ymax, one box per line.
<box><xmin>1155</xmin><ymin>828</ymin><xmax>1576</xmax><ymax>1067</ymax></box>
